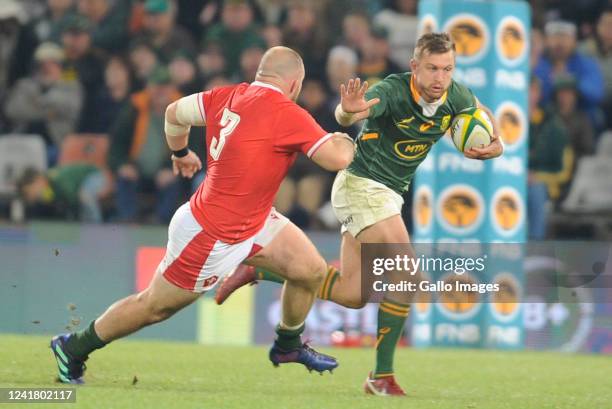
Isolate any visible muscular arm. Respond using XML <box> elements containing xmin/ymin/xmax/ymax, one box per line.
<box><xmin>310</xmin><ymin>132</ymin><xmax>355</xmax><ymax>171</ymax></box>
<box><xmin>164</xmin><ymin>93</ymin><xmax>206</xmax><ymax>150</ymax></box>
<box><xmin>164</xmin><ymin>93</ymin><xmax>205</xmax><ymax>178</ymax></box>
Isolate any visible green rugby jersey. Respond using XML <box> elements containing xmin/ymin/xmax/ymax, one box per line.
<box><xmin>348</xmin><ymin>72</ymin><xmax>477</xmax><ymax>194</ymax></box>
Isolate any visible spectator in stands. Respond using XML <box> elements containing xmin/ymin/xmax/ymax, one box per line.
<box><xmin>33</xmin><ymin>0</ymin><xmax>76</xmax><ymax>44</ymax></box>
<box><xmin>580</xmin><ymin>6</ymin><xmax>612</xmax><ymax>129</ymax></box>
<box><xmin>530</xmin><ymin>27</ymin><xmax>545</xmax><ymax>70</ymax></box>
<box><xmin>88</xmin><ymin>56</ymin><xmax>134</xmax><ymax>133</ymax></box>
<box><xmin>341</xmin><ymin>10</ymin><xmax>371</xmax><ymax>51</ymax></box>
<box><xmin>197</xmin><ymin>44</ymin><xmax>227</xmax><ymax>83</ymax></box>
<box><xmin>238</xmin><ymin>46</ymin><xmax>265</xmax><ymax>82</ymax></box>
<box><xmin>261</xmin><ymin>24</ymin><xmax>283</xmax><ymax>48</ymax></box>
<box><xmin>534</xmin><ymin>20</ymin><xmax>605</xmax><ymax>131</ymax></box>
<box><xmin>373</xmin><ymin>0</ymin><xmax>418</xmax><ymax>70</ymax></box>
<box><xmin>77</xmin><ymin>0</ymin><xmax>130</xmax><ymax>53</ymax></box>
<box><xmin>128</xmin><ymin>41</ymin><xmax>158</xmax><ymax>87</ymax></box>
<box><xmin>282</xmin><ymin>0</ymin><xmax>329</xmax><ymax>80</ymax></box>
<box><xmin>0</xmin><ymin>1</ymin><xmax>38</xmax><ymax>104</ymax></box>
<box><xmin>528</xmin><ymin>76</ymin><xmax>572</xmax><ymax>239</ymax></box>
<box><xmin>357</xmin><ymin>26</ymin><xmax>401</xmax><ymax>84</ymax></box>
<box><xmin>325</xmin><ymin>46</ymin><xmax>360</xmax><ymax>138</ymax></box>
<box><xmin>5</xmin><ymin>42</ymin><xmax>83</xmax><ymax>165</ymax></box>
<box><xmin>168</xmin><ymin>52</ymin><xmax>200</xmax><ymax>95</ymax></box>
<box><xmin>108</xmin><ymin>67</ymin><xmax>182</xmax><ymax>223</ymax></box>
<box><xmin>61</xmin><ymin>15</ymin><xmax>107</xmax><ymax>133</ymax></box>
<box><xmin>202</xmin><ymin>0</ymin><xmax>266</xmax><ymax>78</ymax></box>
<box><xmin>553</xmin><ymin>74</ymin><xmax>595</xmax><ymax>167</ymax></box>
<box><xmin>17</xmin><ymin>164</ymin><xmax>106</xmax><ymax>222</ymax></box>
<box><xmin>325</xmin><ymin>0</ymin><xmax>373</xmax><ymax>41</ymax></box>
<box><xmin>138</xmin><ymin>0</ymin><xmax>196</xmax><ymax>63</ymax></box>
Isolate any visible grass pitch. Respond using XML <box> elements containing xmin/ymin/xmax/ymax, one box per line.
<box><xmin>1</xmin><ymin>334</ymin><xmax>610</xmax><ymax>409</ymax></box>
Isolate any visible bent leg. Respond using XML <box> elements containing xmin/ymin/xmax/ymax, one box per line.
<box><xmin>94</xmin><ymin>271</ymin><xmax>201</xmax><ymax>343</ymax></box>
<box><xmin>246</xmin><ymin>221</ymin><xmax>326</xmax><ymax>328</ymax></box>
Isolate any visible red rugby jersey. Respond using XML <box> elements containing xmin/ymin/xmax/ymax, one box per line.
<box><xmin>189</xmin><ymin>82</ymin><xmax>332</xmax><ymax>243</ymax></box>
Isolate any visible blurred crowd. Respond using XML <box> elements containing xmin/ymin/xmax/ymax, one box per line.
<box><xmin>0</xmin><ymin>0</ymin><xmax>610</xmax><ymax>238</ymax></box>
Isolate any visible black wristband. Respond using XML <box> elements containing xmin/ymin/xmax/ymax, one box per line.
<box><xmin>172</xmin><ymin>147</ymin><xmax>189</xmax><ymax>158</ymax></box>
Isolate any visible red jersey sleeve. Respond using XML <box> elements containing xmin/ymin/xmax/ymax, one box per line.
<box><xmin>274</xmin><ymin>103</ymin><xmax>332</xmax><ymax>157</ymax></box>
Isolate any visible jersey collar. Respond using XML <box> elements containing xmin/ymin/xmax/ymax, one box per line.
<box><xmin>251</xmin><ymin>81</ymin><xmax>283</xmax><ymax>94</ymax></box>
<box><xmin>410</xmin><ymin>74</ymin><xmax>448</xmax><ymax>117</ymax></box>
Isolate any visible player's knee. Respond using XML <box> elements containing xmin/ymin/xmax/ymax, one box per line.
<box><xmin>292</xmin><ymin>258</ymin><xmax>326</xmax><ymax>289</ymax></box>
<box><xmin>148</xmin><ymin>304</ymin><xmax>177</xmax><ymax>323</ymax></box>
<box><xmin>138</xmin><ymin>292</ymin><xmax>179</xmax><ymax>324</ymax></box>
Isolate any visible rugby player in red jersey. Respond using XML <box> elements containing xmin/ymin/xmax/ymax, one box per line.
<box><xmin>51</xmin><ymin>47</ymin><xmax>356</xmax><ymax>384</ymax></box>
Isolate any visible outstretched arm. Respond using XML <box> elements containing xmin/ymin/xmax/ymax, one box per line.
<box><xmin>335</xmin><ymin>78</ymin><xmax>380</xmax><ymax>127</ymax></box>
<box><xmin>164</xmin><ymin>93</ymin><xmax>205</xmax><ymax>179</ymax></box>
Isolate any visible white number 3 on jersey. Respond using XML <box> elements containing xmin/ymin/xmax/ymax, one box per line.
<box><xmin>210</xmin><ymin>108</ymin><xmax>240</xmax><ymax>160</ymax></box>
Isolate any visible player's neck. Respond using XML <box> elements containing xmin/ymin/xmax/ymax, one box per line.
<box><xmin>253</xmin><ymin>76</ymin><xmax>285</xmax><ymax>95</ymax></box>
<box><xmin>411</xmin><ymin>74</ymin><xmax>440</xmax><ymax>104</ymax></box>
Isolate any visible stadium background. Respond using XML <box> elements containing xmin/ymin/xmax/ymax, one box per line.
<box><xmin>1</xmin><ymin>0</ymin><xmax>612</xmax><ymax>391</ymax></box>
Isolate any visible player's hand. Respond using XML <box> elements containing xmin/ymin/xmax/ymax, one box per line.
<box><xmin>464</xmin><ymin>136</ymin><xmax>503</xmax><ymax>160</ymax></box>
<box><xmin>171</xmin><ymin>150</ymin><xmax>202</xmax><ymax>179</ymax></box>
<box><xmin>340</xmin><ymin>77</ymin><xmax>380</xmax><ymax>114</ymax></box>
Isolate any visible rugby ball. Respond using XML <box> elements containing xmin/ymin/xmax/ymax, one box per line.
<box><xmin>450</xmin><ymin>107</ymin><xmax>493</xmax><ymax>152</ymax></box>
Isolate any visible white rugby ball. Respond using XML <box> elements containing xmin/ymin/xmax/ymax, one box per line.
<box><xmin>450</xmin><ymin>107</ymin><xmax>493</xmax><ymax>152</ymax></box>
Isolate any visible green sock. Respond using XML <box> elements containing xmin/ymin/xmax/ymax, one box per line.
<box><xmin>256</xmin><ymin>266</ymin><xmax>341</xmax><ymax>301</ymax></box>
<box><xmin>274</xmin><ymin>323</ymin><xmax>305</xmax><ymax>350</ymax></box>
<box><xmin>317</xmin><ymin>266</ymin><xmax>340</xmax><ymax>300</ymax></box>
<box><xmin>65</xmin><ymin>320</ymin><xmax>107</xmax><ymax>359</ymax></box>
<box><xmin>255</xmin><ymin>268</ymin><xmax>285</xmax><ymax>284</ymax></box>
<box><xmin>374</xmin><ymin>299</ymin><xmax>410</xmax><ymax>377</ymax></box>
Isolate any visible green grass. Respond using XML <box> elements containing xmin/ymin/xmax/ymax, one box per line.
<box><xmin>1</xmin><ymin>334</ymin><xmax>610</xmax><ymax>409</ymax></box>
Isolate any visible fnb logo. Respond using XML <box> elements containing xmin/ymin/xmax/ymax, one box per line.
<box><xmin>444</xmin><ymin>14</ymin><xmax>490</xmax><ymax>64</ymax></box>
<box><xmin>495</xmin><ymin>102</ymin><xmax>526</xmax><ymax>151</ymax></box>
<box><xmin>497</xmin><ymin>16</ymin><xmax>528</xmax><ymax>66</ymax></box>
<box><xmin>490</xmin><ymin>187</ymin><xmax>524</xmax><ymax>237</ymax></box>
<box><xmin>393</xmin><ymin>140</ymin><xmax>431</xmax><ymax>160</ymax></box>
<box><xmin>437</xmin><ymin>184</ymin><xmax>484</xmax><ymax>235</ymax></box>
<box><xmin>413</xmin><ymin>185</ymin><xmax>433</xmax><ymax>231</ymax></box>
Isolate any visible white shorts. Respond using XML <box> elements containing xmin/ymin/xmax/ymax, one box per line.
<box><xmin>160</xmin><ymin>202</ymin><xmax>289</xmax><ymax>293</ymax></box>
<box><xmin>331</xmin><ymin>169</ymin><xmax>404</xmax><ymax>237</ymax></box>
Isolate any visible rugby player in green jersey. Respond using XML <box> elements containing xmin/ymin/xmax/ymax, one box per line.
<box><xmin>215</xmin><ymin>32</ymin><xmax>503</xmax><ymax>396</ymax></box>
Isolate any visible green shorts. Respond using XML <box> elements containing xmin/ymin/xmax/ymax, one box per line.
<box><xmin>331</xmin><ymin>169</ymin><xmax>404</xmax><ymax>237</ymax></box>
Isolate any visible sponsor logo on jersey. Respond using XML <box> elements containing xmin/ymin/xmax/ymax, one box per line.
<box><xmin>490</xmin><ymin>273</ymin><xmax>521</xmax><ymax>322</ymax></box>
<box><xmin>395</xmin><ymin>116</ymin><xmax>415</xmax><ymax>129</ymax></box>
<box><xmin>441</xmin><ymin>115</ymin><xmax>452</xmax><ymax>132</ymax></box>
<box><xmin>418</xmin><ymin>14</ymin><xmax>438</xmax><ymax>36</ymax></box>
<box><xmin>491</xmin><ymin>187</ymin><xmax>524</xmax><ymax>237</ymax></box>
<box><xmin>496</xmin><ymin>16</ymin><xmax>527</xmax><ymax>66</ymax></box>
<box><xmin>394</xmin><ymin>140</ymin><xmax>432</xmax><ymax>160</ymax></box>
<box><xmin>437</xmin><ymin>185</ymin><xmax>484</xmax><ymax>235</ymax></box>
<box><xmin>436</xmin><ymin>273</ymin><xmax>482</xmax><ymax>319</ymax></box>
<box><xmin>495</xmin><ymin>101</ymin><xmax>526</xmax><ymax>151</ymax></box>
<box><xmin>444</xmin><ymin>14</ymin><xmax>490</xmax><ymax>63</ymax></box>
<box><xmin>201</xmin><ymin>275</ymin><xmax>219</xmax><ymax>290</ymax></box>
<box><xmin>414</xmin><ymin>186</ymin><xmax>433</xmax><ymax>231</ymax></box>
<box><xmin>419</xmin><ymin>120</ymin><xmax>435</xmax><ymax>132</ymax></box>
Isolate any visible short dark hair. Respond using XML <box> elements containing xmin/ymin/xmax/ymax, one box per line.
<box><xmin>414</xmin><ymin>32</ymin><xmax>456</xmax><ymax>60</ymax></box>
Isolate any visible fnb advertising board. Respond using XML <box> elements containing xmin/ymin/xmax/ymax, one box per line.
<box><xmin>412</xmin><ymin>0</ymin><xmax>530</xmax><ymax>350</ymax></box>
